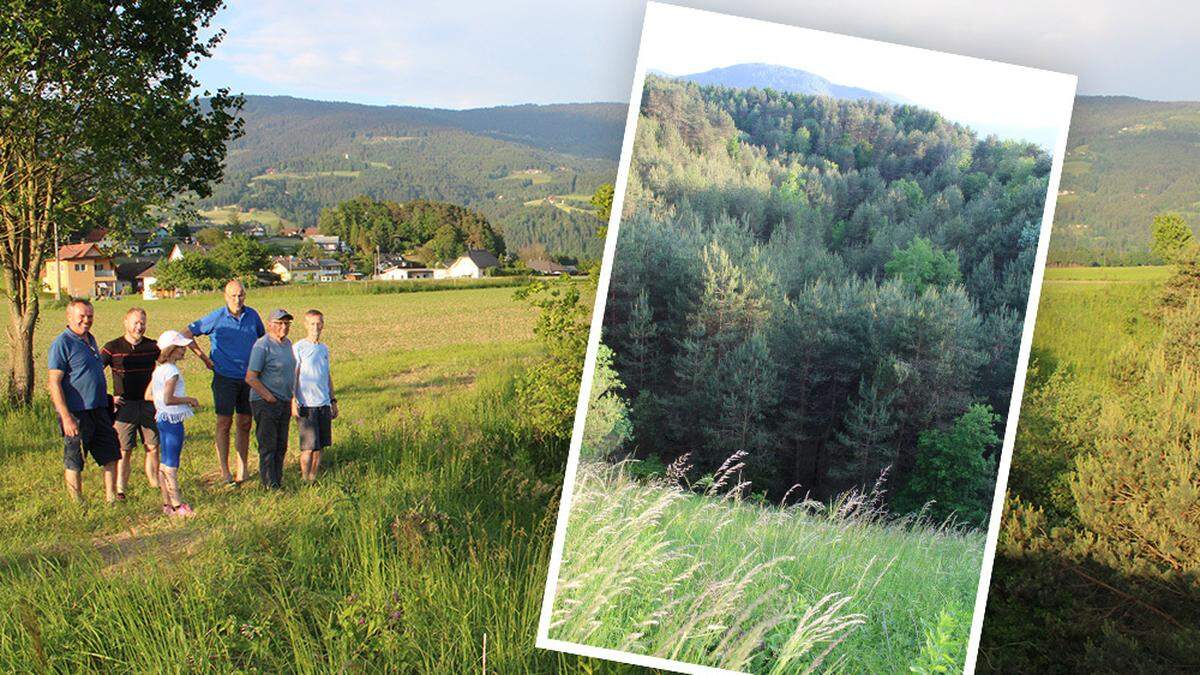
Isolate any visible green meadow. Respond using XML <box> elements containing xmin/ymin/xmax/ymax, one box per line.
<box><xmin>1031</xmin><ymin>266</ymin><xmax>1169</xmax><ymax>386</ymax></box>
<box><xmin>0</xmin><ymin>283</ymin><xmax>639</xmax><ymax>672</ymax></box>
<box><xmin>550</xmin><ymin>463</ymin><xmax>982</xmax><ymax>673</ymax></box>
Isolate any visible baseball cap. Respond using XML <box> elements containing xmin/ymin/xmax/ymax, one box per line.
<box><xmin>268</xmin><ymin>308</ymin><xmax>294</xmax><ymax>322</ymax></box>
<box><xmin>156</xmin><ymin>330</ymin><xmax>193</xmax><ymax>351</ymax></box>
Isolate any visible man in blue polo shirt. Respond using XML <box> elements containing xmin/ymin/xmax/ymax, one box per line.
<box><xmin>48</xmin><ymin>298</ymin><xmax>121</xmax><ymax>503</ymax></box>
<box><xmin>181</xmin><ymin>279</ymin><xmax>264</xmax><ymax>486</ymax></box>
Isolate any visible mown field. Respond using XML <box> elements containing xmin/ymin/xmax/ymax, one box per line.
<box><xmin>0</xmin><ymin>282</ymin><xmax>645</xmax><ymax>672</ymax></box>
<box><xmin>550</xmin><ymin>463</ymin><xmax>982</xmax><ymax>673</ymax></box>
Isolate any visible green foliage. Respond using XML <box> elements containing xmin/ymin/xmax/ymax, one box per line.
<box><xmin>211</xmin><ymin>234</ymin><xmax>270</xmax><ymax>278</ymax></box>
<box><xmin>894</xmin><ymin>405</ymin><xmax>1000</xmax><ymax>527</ymax></box>
<box><xmin>908</xmin><ymin>604</ymin><xmax>969</xmax><ymax>674</ymax></box>
<box><xmin>1150</xmin><ymin>212</ymin><xmax>1194</xmax><ymax>263</ymax></box>
<box><xmin>152</xmin><ymin>254</ymin><xmax>231</xmax><ymax>292</ymax></box>
<box><xmin>513</xmin><ymin>277</ymin><xmax>590</xmax><ymax>465</ymax></box>
<box><xmin>580</xmin><ymin>343</ymin><xmax>632</xmax><ymax>461</ymax></box>
<box><xmin>601</xmin><ymin>76</ymin><xmax>1039</xmax><ymax>505</ymax></box>
<box><xmin>885</xmin><ymin>237</ymin><xmax>961</xmax><ymax>294</ymax></box>
<box><xmin>317</xmin><ymin>196</ymin><xmax>504</xmax><ymax>264</ymax></box>
<box><xmin>981</xmin><ymin>266</ymin><xmax>1200</xmax><ymax>671</ymax></box>
<box><xmin>590</xmin><ymin>183</ymin><xmax>614</xmax><ymax>226</ymax></box>
<box><xmin>196</xmin><ymin>226</ymin><xmax>227</xmax><ymax>247</ymax></box>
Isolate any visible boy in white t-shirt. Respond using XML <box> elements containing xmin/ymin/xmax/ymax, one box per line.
<box><xmin>291</xmin><ymin>309</ymin><xmax>337</xmax><ymax>482</ymax></box>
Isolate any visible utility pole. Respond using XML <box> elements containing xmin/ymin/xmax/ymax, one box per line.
<box><xmin>53</xmin><ymin>219</ymin><xmax>62</xmax><ymax>300</ymax></box>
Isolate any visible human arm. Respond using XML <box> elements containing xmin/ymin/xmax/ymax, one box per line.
<box><xmin>328</xmin><ymin>368</ymin><xmax>337</xmax><ymax>419</ymax></box>
<box><xmin>47</xmin><ymin>370</ymin><xmax>79</xmax><ymax>437</ymax></box>
<box><xmin>245</xmin><ymin>369</ymin><xmax>277</xmax><ymax>404</ymax></box>
<box><xmin>291</xmin><ymin>344</ymin><xmax>302</xmax><ymax>418</ymax></box>
<box><xmin>180</xmin><ymin>327</ymin><xmax>215</xmax><ymax>370</ymax></box>
<box><xmin>245</xmin><ymin>341</ymin><xmax>277</xmax><ymax>403</ymax></box>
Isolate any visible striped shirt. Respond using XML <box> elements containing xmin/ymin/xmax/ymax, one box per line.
<box><xmin>101</xmin><ymin>336</ymin><xmax>160</xmax><ymax>400</ymax></box>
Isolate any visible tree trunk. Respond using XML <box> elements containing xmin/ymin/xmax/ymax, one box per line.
<box><xmin>4</xmin><ymin>262</ymin><xmax>41</xmax><ymax>406</ymax></box>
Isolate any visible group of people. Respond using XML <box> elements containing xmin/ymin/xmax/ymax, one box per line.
<box><xmin>46</xmin><ymin>279</ymin><xmax>338</xmax><ymax>515</ymax></box>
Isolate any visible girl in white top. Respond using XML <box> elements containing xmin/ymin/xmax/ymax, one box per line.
<box><xmin>150</xmin><ymin>330</ymin><xmax>201</xmax><ymax>517</ymax></box>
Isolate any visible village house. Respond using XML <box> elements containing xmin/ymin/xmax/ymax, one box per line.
<box><xmin>169</xmin><ymin>241</ymin><xmax>210</xmax><ymax>261</ymax></box>
<box><xmin>433</xmin><ymin>249</ymin><xmax>500</xmax><ymax>280</ymax></box>
<box><xmin>82</xmin><ymin>227</ymin><xmax>120</xmax><ymax>251</ymax></box>
<box><xmin>42</xmin><ymin>243</ymin><xmax>117</xmax><ymax>297</ymax></box>
<box><xmin>271</xmin><ymin>256</ymin><xmax>343</xmax><ymax>283</ymax></box>
<box><xmin>377</xmin><ymin>264</ymin><xmax>434</xmax><ymax>280</ymax></box>
<box><xmin>526</xmin><ymin>259</ymin><xmax>578</xmax><ymax>276</ymax></box>
<box><xmin>114</xmin><ymin>260</ymin><xmax>157</xmax><ymax>296</ymax></box>
<box><xmin>304</xmin><ymin>233</ymin><xmax>344</xmax><ymax>253</ymax></box>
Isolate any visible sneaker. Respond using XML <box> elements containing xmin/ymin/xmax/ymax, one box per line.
<box><xmin>172</xmin><ymin>503</ymin><xmax>195</xmax><ymax>517</ymax></box>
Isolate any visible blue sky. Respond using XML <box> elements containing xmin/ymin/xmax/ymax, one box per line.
<box><xmin>194</xmin><ymin>0</ymin><xmax>1199</xmax><ymax>108</ymax></box>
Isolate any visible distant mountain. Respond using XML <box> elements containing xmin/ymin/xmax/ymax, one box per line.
<box><xmin>199</xmin><ymin>96</ymin><xmax>626</xmax><ymax>260</ymax></box>
<box><xmin>670</xmin><ymin>63</ymin><xmax>894</xmax><ymax>104</ymax></box>
<box><xmin>1048</xmin><ymin>96</ymin><xmax>1200</xmax><ymax>265</ymax></box>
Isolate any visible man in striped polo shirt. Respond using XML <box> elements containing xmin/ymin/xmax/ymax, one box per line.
<box><xmin>101</xmin><ymin>307</ymin><xmax>161</xmax><ymax>499</ymax></box>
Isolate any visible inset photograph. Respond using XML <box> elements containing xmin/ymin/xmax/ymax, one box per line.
<box><xmin>538</xmin><ymin>3</ymin><xmax>1076</xmax><ymax>673</ymax></box>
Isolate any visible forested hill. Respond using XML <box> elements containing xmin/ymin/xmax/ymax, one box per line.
<box><xmin>673</xmin><ymin>63</ymin><xmax>894</xmax><ymax>104</ymax></box>
<box><xmin>605</xmin><ymin>75</ymin><xmax>1049</xmax><ymax>519</ymax></box>
<box><xmin>1049</xmin><ymin>95</ymin><xmax>1200</xmax><ymax>265</ymax></box>
<box><xmin>201</xmin><ymin>95</ymin><xmax>625</xmax><ymax>259</ymax></box>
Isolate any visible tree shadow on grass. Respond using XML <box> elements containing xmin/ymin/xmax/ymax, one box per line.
<box><xmin>979</xmin><ymin>550</ymin><xmax>1200</xmax><ymax>673</ymax></box>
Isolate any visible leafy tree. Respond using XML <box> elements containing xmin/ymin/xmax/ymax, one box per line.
<box><xmin>884</xmin><ymin>237</ymin><xmax>961</xmax><ymax>294</ymax></box>
<box><xmin>296</xmin><ymin>239</ymin><xmax>323</xmax><ymax>259</ymax></box>
<box><xmin>196</xmin><ymin>226</ymin><xmax>228</xmax><ymax>247</ymax></box>
<box><xmin>514</xmin><ymin>276</ymin><xmax>590</xmax><ymax>467</ymax></box>
<box><xmin>581</xmin><ymin>343</ymin><xmax>632</xmax><ymax>461</ymax></box>
<box><xmin>591</xmin><ymin>183</ymin><xmax>614</xmax><ymax>236</ymax></box>
<box><xmin>211</xmin><ymin>234</ymin><xmax>269</xmax><ymax>278</ymax></box>
<box><xmin>894</xmin><ymin>404</ymin><xmax>1000</xmax><ymax>527</ymax></box>
<box><xmin>1150</xmin><ymin>212</ymin><xmax>1194</xmax><ymax>264</ymax></box>
<box><xmin>153</xmin><ymin>254</ymin><xmax>230</xmax><ymax>293</ymax></box>
<box><xmin>0</xmin><ymin>0</ymin><xmax>242</xmax><ymax>403</ymax></box>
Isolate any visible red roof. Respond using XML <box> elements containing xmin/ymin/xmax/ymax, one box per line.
<box><xmin>55</xmin><ymin>242</ymin><xmax>107</xmax><ymax>260</ymax></box>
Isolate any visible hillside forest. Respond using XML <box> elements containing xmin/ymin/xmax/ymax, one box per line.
<box><xmin>194</xmin><ymin>97</ymin><xmax>623</xmax><ymax>261</ymax></box>
<box><xmin>598</xmin><ymin>75</ymin><xmax>1052</xmax><ymax>524</ymax></box>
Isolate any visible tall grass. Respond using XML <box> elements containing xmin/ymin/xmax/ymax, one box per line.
<box><xmin>0</xmin><ymin>286</ymin><xmax>641</xmax><ymax>673</ymax></box>
<box><xmin>551</xmin><ymin>461</ymin><xmax>983</xmax><ymax>673</ymax></box>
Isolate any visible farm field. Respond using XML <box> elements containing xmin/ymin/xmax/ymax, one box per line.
<box><xmin>0</xmin><ymin>282</ymin><xmax>636</xmax><ymax>672</ymax></box>
<box><xmin>522</xmin><ymin>194</ymin><xmax>596</xmax><ymax>214</ymax></box>
<box><xmin>551</xmin><ymin>463</ymin><xmax>981</xmax><ymax>673</ymax></box>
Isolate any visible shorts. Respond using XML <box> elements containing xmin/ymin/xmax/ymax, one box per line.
<box><xmin>157</xmin><ymin>418</ymin><xmax>185</xmax><ymax>469</ymax></box>
<box><xmin>62</xmin><ymin>407</ymin><xmax>122</xmax><ymax>471</ymax></box>
<box><xmin>114</xmin><ymin>399</ymin><xmax>160</xmax><ymax>451</ymax></box>
<box><xmin>297</xmin><ymin>405</ymin><xmax>333</xmax><ymax>451</ymax></box>
<box><xmin>212</xmin><ymin>371</ymin><xmax>251</xmax><ymax>416</ymax></box>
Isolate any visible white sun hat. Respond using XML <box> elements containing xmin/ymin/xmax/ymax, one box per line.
<box><xmin>156</xmin><ymin>329</ymin><xmax>194</xmax><ymax>351</ymax></box>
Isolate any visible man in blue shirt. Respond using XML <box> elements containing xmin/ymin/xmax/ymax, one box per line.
<box><xmin>181</xmin><ymin>279</ymin><xmax>264</xmax><ymax>486</ymax></box>
<box><xmin>47</xmin><ymin>298</ymin><xmax>121</xmax><ymax>503</ymax></box>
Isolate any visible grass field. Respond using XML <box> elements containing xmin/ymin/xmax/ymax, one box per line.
<box><xmin>550</xmin><ymin>463</ymin><xmax>981</xmax><ymax>673</ymax></box>
<box><xmin>0</xmin><ymin>282</ymin><xmax>640</xmax><ymax>672</ymax></box>
<box><xmin>250</xmin><ymin>171</ymin><xmax>363</xmax><ymax>181</ymax></box>
<box><xmin>1032</xmin><ymin>266</ymin><xmax>1169</xmax><ymax>386</ymax></box>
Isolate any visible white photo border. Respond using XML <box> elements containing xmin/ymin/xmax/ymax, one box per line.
<box><xmin>536</xmin><ymin>4</ymin><xmax>1078</xmax><ymax>673</ymax></box>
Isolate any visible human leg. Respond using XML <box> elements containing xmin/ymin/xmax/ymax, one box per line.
<box><xmin>84</xmin><ymin>409</ymin><xmax>122</xmax><ymax>504</ymax></box>
<box><xmin>310</xmin><ymin>450</ymin><xmax>322</xmax><ymax>480</ymax></box>
<box><xmin>157</xmin><ymin>418</ymin><xmax>186</xmax><ymax>509</ymax></box>
<box><xmin>234</xmin><ymin>413</ymin><xmax>252</xmax><ymax>482</ymax></box>
<box><xmin>299</xmin><ymin>451</ymin><xmax>313</xmax><ymax>481</ymax></box>
<box><xmin>63</xmin><ymin>430</ymin><xmax>85</xmax><ymax>502</ymax></box>
<box><xmin>274</xmin><ymin>405</ymin><xmax>291</xmax><ymax>487</ymax></box>
<box><xmin>251</xmin><ymin>400</ymin><xmax>275</xmax><ymax>488</ymax></box>
<box><xmin>140</xmin><ymin>404</ymin><xmax>161</xmax><ymax>488</ymax></box>
<box><xmin>215</xmin><ymin>414</ymin><xmax>233</xmax><ymax>482</ymax></box>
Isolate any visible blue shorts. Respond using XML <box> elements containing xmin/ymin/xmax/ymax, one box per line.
<box><xmin>157</xmin><ymin>418</ymin><xmax>185</xmax><ymax>469</ymax></box>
